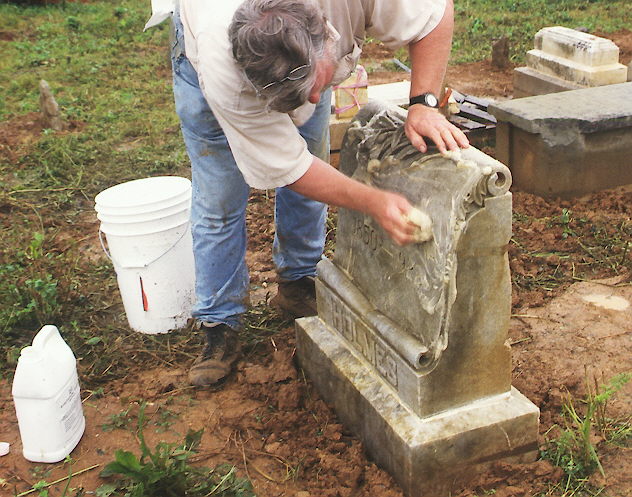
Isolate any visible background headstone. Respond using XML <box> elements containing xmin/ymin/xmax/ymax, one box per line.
<box><xmin>39</xmin><ymin>80</ymin><xmax>67</xmax><ymax>131</ymax></box>
<box><xmin>492</xmin><ymin>36</ymin><xmax>510</xmax><ymax>69</ymax></box>
<box><xmin>514</xmin><ymin>27</ymin><xmax>627</xmax><ymax>97</ymax></box>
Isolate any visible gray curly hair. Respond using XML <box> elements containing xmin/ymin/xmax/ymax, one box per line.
<box><xmin>229</xmin><ymin>0</ymin><xmax>334</xmax><ymax>113</ymax></box>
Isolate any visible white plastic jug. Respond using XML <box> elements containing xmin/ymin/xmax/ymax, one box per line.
<box><xmin>12</xmin><ymin>325</ymin><xmax>85</xmax><ymax>463</ymax></box>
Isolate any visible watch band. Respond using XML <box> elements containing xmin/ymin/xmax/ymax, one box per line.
<box><xmin>409</xmin><ymin>92</ymin><xmax>439</xmax><ymax>108</ymax></box>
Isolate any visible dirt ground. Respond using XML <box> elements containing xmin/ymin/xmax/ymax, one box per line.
<box><xmin>1</xmin><ymin>31</ymin><xmax>632</xmax><ymax>497</ymax></box>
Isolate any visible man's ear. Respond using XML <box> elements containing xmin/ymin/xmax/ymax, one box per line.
<box><xmin>308</xmin><ymin>87</ymin><xmax>322</xmax><ymax>104</ymax></box>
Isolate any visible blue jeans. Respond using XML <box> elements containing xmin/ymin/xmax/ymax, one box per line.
<box><xmin>170</xmin><ymin>13</ymin><xmax>329</xmax><ymax>329</ymax></box>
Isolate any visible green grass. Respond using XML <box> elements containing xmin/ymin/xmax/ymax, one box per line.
<box><xmin>452</xmin><ymin>0</ymin><xmax>630</xmax><ymax>63</ymax></box>
<box><xmin>0</xmin><ymin>1</ymin><xmax>182</xmax><ymax>177</ymax></box>
<box><xmin>0</xmin><ymin>0</ymin><xmax>189</xmax><ymax>381</ymax></box>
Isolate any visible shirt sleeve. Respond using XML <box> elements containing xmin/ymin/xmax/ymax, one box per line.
<box><xmin>366</xmin><ymin>0</ymin><xmax>447</xmax><ymax>48</ymax></box>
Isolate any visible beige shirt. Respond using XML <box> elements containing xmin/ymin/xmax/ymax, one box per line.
<box><xmin>179</xmin><ymin>0</ymin><xmax>446</xmax><ymax>189</ymax></box>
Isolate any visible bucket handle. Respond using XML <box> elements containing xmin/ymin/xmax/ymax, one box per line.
<box><xmin>99</xmin><ymin>224</ymin><xmax>189</xmax><ymax>269</ymax></box>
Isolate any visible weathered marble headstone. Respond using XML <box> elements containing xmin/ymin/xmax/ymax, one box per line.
<box><xmin>39</xmin><ymin>80</ymin><xmax>67</xmax><ymax>131</ymax></box>
<box><xmin>514</xmin><ymin>27</ymin><xmax>627</xmax><ymax>97</ymax></box>
<box><xmin>492</xmin><ymin>36</ymin><xmax>510</xmax><ymax>69</ymax></box>
<box><xmin>295</xmin><ymin>102</ymin><xmax>539</xmax><ymax>496</ymax></box>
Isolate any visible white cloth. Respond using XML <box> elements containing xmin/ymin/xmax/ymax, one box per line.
<box><xmin>149</xmin><ymin>0</ymin><xmax>446</xmax><ymax>189</ymax></box>
<box><xmin>144</xmin><ymin>0</ymin><xmax>175</xmax><ymax>30</ymax></box>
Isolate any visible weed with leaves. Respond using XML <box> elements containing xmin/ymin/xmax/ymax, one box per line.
<box><xmin>97</xmin><ymin>403</ymin><xmax>255</xmax><ymax>497</ymax></box>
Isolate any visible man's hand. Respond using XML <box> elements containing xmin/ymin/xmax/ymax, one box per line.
<box><xmin>367</xmin><ymin>190</ymin><xmax>421</xmax><ymax>246</ymax></box>
<box><xmin>289</xmin><ymin>157</ymin><xmax>425</xmax><ymax>246</ymax></box>
<box><xmin>404</xmin><ymin>104</ymin><xmax>469</xmax><ymax>154</ymax></box>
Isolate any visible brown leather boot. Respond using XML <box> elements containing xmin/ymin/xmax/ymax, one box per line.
<box><xmin>270</xmin><ymin>276</ymin><xmax>317</xmax><ymax>318</ymax></box>
<box><xmin>188</xmin><ymin>323</ymin><xmax>241</xmax><ymax>387</ymax></box>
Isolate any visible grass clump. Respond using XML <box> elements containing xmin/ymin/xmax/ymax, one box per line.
<box><xmin>509</xmin><ymin>202</ymin><xmax>632</xmax><ymax>305</ymax></box>
<box><xmin>0</xmin><ymin>232</ymin><xmax>59</xmax><ymax>331</ymax></box>
<box><xmin>98</xmin><ymin>404</ymin><xmax>255</xmax><ymax>497</ymax></box>
<box><xmin>541</xmin><ymin>373</ymin><xmax>632</xmax><ymax>488</ymax></box>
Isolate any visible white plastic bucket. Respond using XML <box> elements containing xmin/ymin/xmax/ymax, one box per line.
<box><xmin>95</xmin><ymin>176</ymin><xmax>196</xmax><ymax>334</ymax></box>
<box><xmin>12</xmin><ymin>325</ymin><xmax>85</xmax><ymax>463</ymax></box>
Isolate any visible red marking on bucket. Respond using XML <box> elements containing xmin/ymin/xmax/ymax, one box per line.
<box><xmin>140</xmin><ymin>277</ymin><xmax>149</xmax><ymax>311</ymax></box>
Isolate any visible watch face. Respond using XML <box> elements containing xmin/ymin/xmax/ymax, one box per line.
<box><xmin>425</xmin><ymin>93</ymin><xmax>438</xmax><ymax>107</ymax></box>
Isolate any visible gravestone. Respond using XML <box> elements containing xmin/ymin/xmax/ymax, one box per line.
<box><xmin>296</xmin><ymin>102</ymin><xmax>539</xmax><ymax>496</ymax></box>
<box><xmin>39</xmin><ymin>80</ymin><xmax>67</xmax><ymax>131</ymax></box>
<box><xmin>492</xmin><ymin>36</ymin><xmax>510</xmax><ymax>69</ymax></box>
<box><xmin>514</xmin><ymin>27</ymin><xmax>627</xmax><ymax>97</ymax></box>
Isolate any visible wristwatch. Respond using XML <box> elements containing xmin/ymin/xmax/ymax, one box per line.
<box><xmin>409</xmin><ymin>92</ymin><xmax>439</xmax><ymax>108</ymax></box>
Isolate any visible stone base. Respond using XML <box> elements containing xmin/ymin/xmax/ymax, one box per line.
<box><xmin>513</xmin><ymin>66</ymin><xmax>584</xmax><ymax>98</ymax></box>
<box><xmin>296</xmin><ymin>316</ymin><xmax>540</xmax><ymax>497</ymax></box>
<box><xmin>495</xmin><ymin>122</ymin><xmax>632</xmax><ymax>197</ymax></box>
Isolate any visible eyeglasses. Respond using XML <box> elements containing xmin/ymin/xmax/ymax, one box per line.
<box><xmin>260</xmin><ymin>62</ymin><xmax>311</xmax><ymax>92</ymax></box>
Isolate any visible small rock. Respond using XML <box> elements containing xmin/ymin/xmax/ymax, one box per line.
<box><xmin>496</xmin><ymin>486</ymin><xmax>526</xmax><ymax>497</ymax></box>
<box><xmin>0</xmin><ymin>442</ymin><xmax>9</xmax><ymax>457</ymax></box>
<box><xmin>264</xmin><ymin>441</ymin><xmax>281</xmax><ymax>454</ymax></box>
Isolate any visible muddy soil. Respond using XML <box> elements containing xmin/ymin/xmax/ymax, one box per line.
<box><xmin>1</xmin><ymin>30</ymin><xmax>632</xmax><ymax>497</ymax></box>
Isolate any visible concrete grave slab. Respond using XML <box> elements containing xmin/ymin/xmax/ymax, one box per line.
<box><xmin>533</xmin><ymin>26</ymin><xmax>621</xmax><ymax>68</ymax></box>
<box><xmin>525</xmin><ymin>49</ymin><xmax>626</xmax><ymax>87</ymax></box>
<box><xmin>490</xmin><ymin>82</ymin><xmax>632</xmax><ymax>197</ymax></box>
